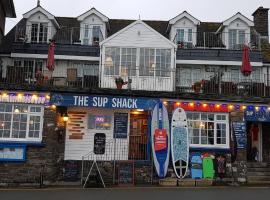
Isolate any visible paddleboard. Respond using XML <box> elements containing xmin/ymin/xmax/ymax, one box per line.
<box><xmin>151</xmin><ymin>101</ymin><xmax>170</xmax><ymax>178</ymax></box>
<box><xmin>202</xmin><ymin>156</ymin><xmax>215</xmax><ymax>179</ymax></box>
<box><xmin>171</xmin><ymin>107</ymin><xmax>189</xmax><ymax>179</ymax></box>
<box><xmin>190</xmin><ymin>153</ymin><xmax>203</xmax><ymax>179</ymax></box>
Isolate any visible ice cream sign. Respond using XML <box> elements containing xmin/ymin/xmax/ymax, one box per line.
<box><xmin>50</xmin><ymin>93</ymin><xmax>158</xmax><ymax>110</ymax></box>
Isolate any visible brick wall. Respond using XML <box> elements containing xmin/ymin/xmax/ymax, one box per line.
<box><xmin>0</xmin><ymin>109</ymin><xmax>65</xmax><ymax>186</ymax></box>
<box><xmin>253</xmin><ymin>7</ymin><xmax>269</xmax><ymax>38</ymax></box>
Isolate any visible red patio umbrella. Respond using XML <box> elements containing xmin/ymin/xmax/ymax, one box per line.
<box><xmin>241</xmin><ymin>45</ymin><xmax>252</xmax><ymax>76</ymax></box>
<box><xmin>47</xmin><ymin>41</ymin><xmax>55</xmax><ymax>71</ymax></box>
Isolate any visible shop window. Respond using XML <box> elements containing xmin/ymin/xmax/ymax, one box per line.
<box><xmin>88</xmin><ymin>114</ymin><xmax>112</xmax><ymax>130</ymax></box>
<box><xmin>0</xmin><ymin>103</ymin><xmax>43</xmax><ymax>142</ymax></box>
<box><xmin>187</xmin><ymin>112</ymin><xmax>229</xmax><ymax>147</ymax></box>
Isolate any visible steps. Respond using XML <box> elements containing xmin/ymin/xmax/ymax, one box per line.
<box><xmin>247</xmin><ymin>162</ymin><xmax>270</xmax><ymax>185</ymax></box>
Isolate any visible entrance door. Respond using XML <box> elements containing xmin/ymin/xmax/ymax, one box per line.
<box><xmin>262</xmin><ymin>123</ymin><xmax>270</xmax><ymax>162</ymax></box>
<box><xmin>129</xmin><ymin>110</ymin><xmax>149</xmax><ymax>160</ymax></box>
<box><xmin>247</xmin><ymin>122</ymin><xmax>262</xmax><ymax>162</ymax></box>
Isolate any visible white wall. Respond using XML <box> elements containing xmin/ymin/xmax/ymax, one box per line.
<box><xmin>64</xmin><ymin>107</ymin><xmax>130</xmax><ymax>161</ymax></box>
<box><xmin>104</xmin><ymin>22</ymin><xmax>174</xmax><ymax>48</ymax></box>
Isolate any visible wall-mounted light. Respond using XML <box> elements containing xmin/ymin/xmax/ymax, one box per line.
<box><xmin>63</xmin><ymin>113</ymin><xmax>69</xmax><ymax>122</ymax></box>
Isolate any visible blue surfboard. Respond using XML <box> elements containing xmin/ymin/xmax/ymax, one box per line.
<box><xmin>151</xmin><ymin>101</ymin><xmax>170</xmax><ymax>178</ymax></box>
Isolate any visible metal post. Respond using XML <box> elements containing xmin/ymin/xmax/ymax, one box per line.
<box><xmin>81</xmin><ymin>156</ymin><xmax>84</xmax><ymax>186</ymax></box>
<box><xmin>70</xmin><ymin>27</ymin><xmax>73</xmax><ymax>45</ymax></box>
<box><xmin>203</xmin><ymin>32</ymin><xmax>206</xmax><ymax>49</ymax></box>
<box><xmin>113</xmin><ymin>138</ymin><xmax>116</xmax><ymax>185</ymax></box>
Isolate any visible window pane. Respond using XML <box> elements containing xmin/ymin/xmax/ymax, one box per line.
<box><xmin>188</xmin><ymin>29</ymin><xmax>192</xmax><ymax>42</ymax></box>
<box><xmin>105</xmin><ymin>47</ymin><xmax>120</xmax><ymax>76</ymax></box>
<box><xmin>121</xmin><ymin>48</ymin><xmax>136</xmax><ymax>76</ymax></box>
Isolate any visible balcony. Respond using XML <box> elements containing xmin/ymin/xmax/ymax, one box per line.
<box><xmin>12</xmin><ymin>25</ymin><xmax>103</xmax><ymax>57</ymax></box>
<box><xmin>0</xmin><ymin>67</ymin><xmax>269</xmax><ymax>100</ymax></box>
<box><xmin>173</xmin><ymin>31</ymin><xmax>261</xmax><ymax>50</ymax></box>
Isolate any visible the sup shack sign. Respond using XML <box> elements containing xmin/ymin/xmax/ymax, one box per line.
<box><xmin>50</xmin><ymin>94</ymin><xmax>157</xmax><ymax>110</ymax></box>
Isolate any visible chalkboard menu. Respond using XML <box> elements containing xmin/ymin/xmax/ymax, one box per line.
<box><xmin>94</xmin><ymin>133</ymin><xmax>106</xmax><ymax>154</ymax></box>
<box><xmin>232</xmin><ymin>122</ymin><xmax>247</xmax><ymax>149</ymax></box>
<box><xmin>114</xmin><ymin>113</ymin><xmax>128</xmax><ymax>138</ymax></box>
<box><xmin>64</xmin><ymin>161</ymin><xmax>79</xmax><ymax>181</ymax></box>
<box><xmin>118</xmin><ymin>162</ymin><xmax>134</xmax><ymax>185</ymax></box>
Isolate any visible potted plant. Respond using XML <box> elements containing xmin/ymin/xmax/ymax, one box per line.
<box><xmin>115</xmin><ymin>77</ymin><xmax>128</xmax><ymax>89</ymax></box>
<box><xmin>192</xmin><ymin>80</ymin><xmax>205</xmax><ymax>93</ymax></box>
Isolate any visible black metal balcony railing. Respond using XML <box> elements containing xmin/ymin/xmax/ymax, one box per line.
<box><xmin>173</xmin><ymin>31</ymin><xmax>261</xmax><ymax>50</ymax></box>
<box><xmin>0</xmin><ymin>67</ymin><xmax>269</xmax><ymax>98</ymax></box>
<box><xmin>15</xmin><ymin>25</ymin><xmax>104</xmax><ymax>46</ymax></box>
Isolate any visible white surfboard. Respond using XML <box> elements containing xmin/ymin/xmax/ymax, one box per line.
<box><xmin>171</xmin><ymin>107</ymin><xmax>189</xmax><ymax>179</ymax></box>
<box><xmin>151</xmin><ymin>102</ymin><xmax>170</xmax><ymax>178</ymax></box>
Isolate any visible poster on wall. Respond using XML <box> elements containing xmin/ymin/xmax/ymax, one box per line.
<box><xmin>114</xmin><ymin>113</ymin><xmax>128</xmax><ymax>138</ymax></box>
<box><xmin>94</xmin><ymin>133</ymin><xmax>106</xmax><ymax>154</ymax></box>
<box><xmin>0</xmin><ymin>145</ymin><xmax>26</xmax><ymax>162</ymax></box>
<box><xmin>232</xmin><ymin>122</ymin><xmax>247</xmax><ymax>149</ymax></box>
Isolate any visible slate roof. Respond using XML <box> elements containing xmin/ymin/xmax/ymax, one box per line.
<box><xmin>0</xmin><ymin>16</ymin><xmax>268</xmax><ymax>63</ymax></box>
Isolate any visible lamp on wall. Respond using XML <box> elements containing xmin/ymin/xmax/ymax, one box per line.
<box><xmin>63</xmin><ymin>113</ymin><xmax>69</xmax><ymax>122</ymax></box>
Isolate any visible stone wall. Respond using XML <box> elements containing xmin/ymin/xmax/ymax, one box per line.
<box><xmin>0</xmin><ymin>109</ymin><xmax>65</xmax><ymax>186</ymax></box>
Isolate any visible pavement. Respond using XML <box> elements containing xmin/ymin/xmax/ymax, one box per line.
<box><xmin>1</xmin><ymin>187</ymin><xmax>270</xmax><ymax>200</ymax></box>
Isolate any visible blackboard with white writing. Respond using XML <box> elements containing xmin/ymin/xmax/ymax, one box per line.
<box><xmin>64</xmin><ymin>161</ymin><xmax>79</xmax><ymax>181</ymax></box>
<box><xmin>118</xmin><ymin>162</ymin><xmax>134</xmax><ymax>185</ymax></box>
<box><xmin>114</xmin><ymin>113</ymin><xmax>128</xmax><ymax>138</ymax></box>
<box><xmin>233</xmin><ymin>122</ymin><xmax>247</xmax><ymax>149</ymax></box>
<box><xmin>94</xmin><ymin>133</ymin><xmax>106</xmax><ymax>154</ymax></box>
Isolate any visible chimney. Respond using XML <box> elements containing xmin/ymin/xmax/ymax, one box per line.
<box><xmin>252</xmin><ymin>6</ymin><xmax>269</xmax><ymax>40</ymax></box>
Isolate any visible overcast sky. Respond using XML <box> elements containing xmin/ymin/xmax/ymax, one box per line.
<box><xmin>5</xmin><ymin>0</ymin><xmax>270</xmax><ymax>34</ymax></box>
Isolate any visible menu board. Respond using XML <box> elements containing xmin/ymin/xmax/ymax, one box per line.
<box><xmin>232</xmin><ymin>122</ymin><xmax>247</xmax><ymax>149</ymax></box>
<box><xmin>114</xmin><ymin>113</ymin><xmax>128</xmax><ymax>138</ymax></box>
<box><xmin>118</xmin><ymin>162</ymin><xmax>134</xmax><ymax>185</ymax></box>
<box><xmin>94</xmin><ymin>133</ymin><xmax>106</xmax><ymax>154</ymax></box>
<box><xmin>64</xmin><ymin>161</ymin><xmax>79</xmax><ymax>181</ymax></box>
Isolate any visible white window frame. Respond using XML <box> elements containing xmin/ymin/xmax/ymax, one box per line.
<box><xmin>81</xmin><ymin>24</ymin><xmax>102</xmax><ymax>45</ymax></box>
<box><xmin>228</xmin><ymin>29</ymin><xmax>247</xmax><ymax>49</ymax></box>
<box><xmin>0</xmin><ymin>103</ymin><xmax>44</xmax><ymax>143</ymax></box>
<box><xmin>30</xmin><ymin>22</ymin><xmax>49</xmax><ymax>43</ymax></box>
<box><xmin>175</xmin><ymin>28</ymin><xmax>194</xmax><ymax>44</ymax></box>
<box><xmin>187</xmin><ymin>112</ymin><xmax>229</xmax><ymax>149</ymax></box>
<box><xmin>104</xmin><ymin>47</ymin><xmax>172</xmax><ymax>78</ymax></box>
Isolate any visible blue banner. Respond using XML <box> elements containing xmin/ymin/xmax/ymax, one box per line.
<box><xmin>245</xmin><ymin>109</ymin><xmax>270</xmax><ymax>122</ymax></box>
<box><xmin>50</xmin><ymin>93</ymin><xmax>158</xmax><ymax>110</ymax></box>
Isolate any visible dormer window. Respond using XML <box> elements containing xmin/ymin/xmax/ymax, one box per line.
<box><xmin>82</xmin><ymin>24</ymin><xmax>101</xmax><ymax>46</ymax></box>
<box><xmin>228</xmin><ymin>29</ymin><xmax>246</xmax><ymax>49</ymax></box>
<box><xmin>30</xmin><ymin>23</ymin><xmax>48</xmax><ymax>43</ymax></box>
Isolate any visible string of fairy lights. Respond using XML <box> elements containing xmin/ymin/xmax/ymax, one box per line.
<box><xmin>162</xmin><ymin>100</ymin><xmax>269</xmax><ymax>112</ymax></box>
<box><xmin>0</xmin><ymin>92</ymin><xmax>50</xmax><ymax>104</ymax></box>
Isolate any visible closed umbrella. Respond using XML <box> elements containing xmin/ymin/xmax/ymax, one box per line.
<box><xmin>47</xmin><ymin>41</ymin><xmax>55</xmax><ymax>71</ymax></box>
<box><xmin>241</xmin><ymin>45</ymin><xmax>252</xmax><ymax>76</ymax></box>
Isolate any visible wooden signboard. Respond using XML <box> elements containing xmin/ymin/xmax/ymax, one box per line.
<box><xmin>94</xmin><ymin>133</ymin><xmax>106</xmax><ymax>155</ymax></box>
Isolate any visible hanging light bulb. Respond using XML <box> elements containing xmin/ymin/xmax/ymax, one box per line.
<box><xmin>17</xmin><ymin>93</ymin><xmax>23</xmax><ymax>99</ymax></box>
<box><xmin>255</xmin><ymin>106</ymin><xmax>259</xmax><ymax>111</ymax></box>
<box><xmin>241</xmin><ymin>105</ymin><xmax>247</xmax><ymax>110</ymax></box>
<box><xmin>228</xmin><ymin>105</ymin><xmax>234</xmax><ymax>110</ymax></box>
